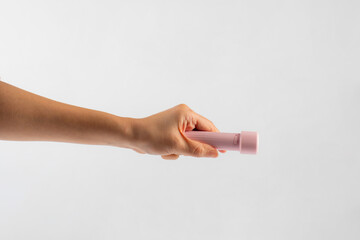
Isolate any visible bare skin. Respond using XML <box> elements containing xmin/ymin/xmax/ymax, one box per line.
<box><xmin>0</xmin><ymin>81</ymin><xmax>225</xmax><ymax>160</ymax></box>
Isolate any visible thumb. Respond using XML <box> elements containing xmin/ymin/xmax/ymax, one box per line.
<box><xmin>184</xmin><ymin>138</ymin><xmax>219</xmax><ymax>158</ymax></box>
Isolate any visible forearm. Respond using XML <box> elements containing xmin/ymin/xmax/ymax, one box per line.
<box><xmin>0</xmin><ymin>81</ymin><xmax>137</xmax><ymax>149</ymax></box>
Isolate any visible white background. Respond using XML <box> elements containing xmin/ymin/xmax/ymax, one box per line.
<box><xmin>0</xmin><ymin>0</ymin><xmax>359</xmax><ymax>239</ymax></box>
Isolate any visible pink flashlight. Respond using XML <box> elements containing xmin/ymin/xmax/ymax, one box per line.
<box><xmin>184</xmin><ymin>131</ymin><xmax>258</xmax><ymax>154</ymax></box>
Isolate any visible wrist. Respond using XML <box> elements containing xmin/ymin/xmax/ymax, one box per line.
<box><xmin>112</xmin><ymin>116</ymin><xmax>143</xmax><ymax>150</ymax></box>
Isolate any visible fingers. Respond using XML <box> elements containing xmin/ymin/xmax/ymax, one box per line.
<box><xmin>190</xmin><ymin>111</ymin><xmax>227</xmax><ymax>154</ymax></box>
<box><xmin>161</xmin><ymin>154</ymin><xmax>179</xmax><ymax>160</ymax></box>
<box><xmin>178</xmin><ymin>136</ymin><xmax>219</xmax><ymax>158</ymax></box>
<box><xmin>191</xmin><ymin>111</ymin><xmax>218</xmax><ymax>132</ymax></box>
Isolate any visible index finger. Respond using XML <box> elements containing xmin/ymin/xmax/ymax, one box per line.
<box><xmin>192</xmin><ymin>111</ymin><xmax>218</xmax><ymax>132</ymax></box>
<box><xmin>191</xmin><ymin>111</ymin><xmax>227</xmax><ymax>153</ymax></box>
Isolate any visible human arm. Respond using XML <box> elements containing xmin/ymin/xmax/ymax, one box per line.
<box><xmin>0</xmin><ymin>81</ymin><xmax>224</xmax><ymax>159</ymax></box>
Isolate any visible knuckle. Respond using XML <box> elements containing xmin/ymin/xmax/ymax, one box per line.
<box><xmin>177</xmin><ymin>103</ymin><xmax>189</xmax><ymax>111</ymax></box>
<box><xmin>192</xmin><ymin>145</ymin><xmax>204</xmax><ymax>157</ymax></box>
<box><xmin>175</xmin><ymin>105</ymin><xmax>191</xmax><ymax>119</ymax></box>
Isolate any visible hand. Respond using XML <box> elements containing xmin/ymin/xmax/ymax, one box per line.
<box><xmin>130</xmin><ymin>104</ymin><xmax>226</xmax><ymax>160</ymax></box>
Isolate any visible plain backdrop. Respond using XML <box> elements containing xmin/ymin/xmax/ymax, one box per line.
<box><xmin>0</xmin><ymin>0</ymin><xmax>359</xmax><ymax>239</ymax></box>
